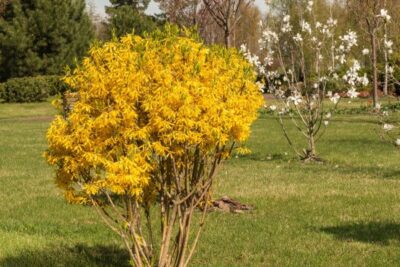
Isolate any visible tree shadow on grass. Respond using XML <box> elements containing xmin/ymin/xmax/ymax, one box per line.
<box><xmin>320</xmin><ymin>222</ymin><xmax>400</xmax><ymax>245</ymax></box>
<box><xmin>241</xmin><ymin>152</ymin><xmax>294</xmax><ymax>162</ymax></box>
<box><xmin>0</xmin><ymin>244</ymin><xmax>130</xmax><ymax>267</ymax></box>
<box><xmin>317</xmin><ymin>162</ymin><xmax>400</xmax><ymax>180</ymax></box>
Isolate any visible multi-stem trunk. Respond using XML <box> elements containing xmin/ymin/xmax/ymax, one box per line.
<box><xmin>305</xmin><ymin>121</ymin><xmax>317</xmax><ymax>161</ymax></box>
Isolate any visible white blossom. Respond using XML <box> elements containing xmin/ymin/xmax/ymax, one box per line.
<box><xmin>360</xmin><ymin>73</ymin><xmax>369</xmax><ymax>86</ymax></box>
<box><xmin>383</xmin><ymin>123</ymin><xmax>394</xmax><ymax>131</ymax></box>
<box><xmin>379</xmin><ymin>9</ymin><xmax>391</xmax><ymax>21</ymax></box>
<box><xmin>256</xmin><ymin>81</ymin><xmax>264</xmax><ymax>92</ymax></box>
<box><xmin>321</xmin><ymin>25</ymin><xmax>331</xmax><ymax>36</ymax></box>
<box><xmin>339</xmin><ymin>31</ymin><xmax>358</xmax><ymax>52</ymax></box>
<box><xmin>327</xmin><ymin>17</ymin><xmax>337</xmax><ymax>27</ymax></box>
<box><xmin>347</xmin><ymin>88</ymin><xmax>359</xmax><ymax>99</ymax></box>
<box><xmin>262</xmin><ymin>29</ymin><xmax>279</xmax><ymax>43</ymax></box>
<box><xmin>283</xmin><ymin>15</ymin><xmax>290</xmax><ymax>23</ymax></box>
<box><xmin>270</xmin><ymin>105</ymin><xmax>277</xmax><ymax>111</ymax></box>
<box><xmin>326</xmin><ymin>112</ymin><xmax>332</xmax><ymax>119</ymax></box>
<box><xmin>307</xmin><ymin>1</ymin><xmax>314</xmax><ymax>12</ymax></box>
<box><xmin>324</xmin><ymin>121</ymin><xmax>329</xmax><ymax>126</ymax></box>
<box><xmin>330</xmin><ymin>93</ymin><xmax>340</xmax><ymax>104</ymax></box>
<box><xmin>288</xmin><ymin>92</ymin><xmax>303</xmax><ymax>105</ymax></box>
<box><xmin>395</xmin><ymin>139</ymin><xmax>400</xmax><ymax>146</ymax></box>
<box><xmin>301</xmin><ymin>20</ymin><xmax>312</xmax><ymax>34</ymax></box>
<box><xmin>343</xmin><ymin>60</ymin><xmax>367</xmax><ymax>88</ymax></box>
<box><xmin>293</xmin><ymin>33</ymin><xmax>303</xmax><ymax>43</ymax></box>
<box><xmin>282</xmin><ymin>15</ymin><xmax>293</xmax><ymax>33</ymax></box>
<box><xmin>240</xmin><ymin>44</ymin><xmax>262</xmax><ymax>71</ymax></box>
<box><xmin>278</xmin><ymin>107</ymin><xmax>288</xmax><ymax>115</ymax></box>
<box><xmin>385</xmin><ymin>39</ymin><xmax>393</xmax><ymax>49</ymax></box>
<box><xmin>264</xmin><ymin>54</ymin><xmax>274</xmax><ymax>66</ymax></box>
<box><xmin>362</xmin><ymin>48</ymin><xmax>370</xmax><ymax>55</ymax></box>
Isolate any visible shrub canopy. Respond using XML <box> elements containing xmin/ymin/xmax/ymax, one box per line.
<box><xmin>46</xmin><ymin>27</ymin><xmax>262</xmax><ymax>205</ymax></box>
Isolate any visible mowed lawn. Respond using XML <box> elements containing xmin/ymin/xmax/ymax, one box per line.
<box><xmin>1</xmin><ymin>101</ymin><xmax>400</xmax><ymax>266</ymax></box>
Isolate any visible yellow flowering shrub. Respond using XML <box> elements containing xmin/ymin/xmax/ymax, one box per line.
<box><xmin>45</xmin><ymin>26</ymin><xmax>263</xmax><ymax>267</ymax></box>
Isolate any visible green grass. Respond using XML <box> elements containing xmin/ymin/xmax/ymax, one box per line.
<box><xmin>1</xmin><ymin>101</ymin><xmax>400</xmax><ymax>266</ymax></box>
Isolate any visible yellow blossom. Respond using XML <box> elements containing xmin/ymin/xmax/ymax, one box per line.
<box><xmin>45</xmin><ymin>26</ymin><xmax>263</xmax><ymax>205</ymax></box>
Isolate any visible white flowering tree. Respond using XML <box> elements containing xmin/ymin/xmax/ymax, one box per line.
<box><xmin>242</xmin><ymin>0</ymin><xmax>368</xmax><ymax>161</ymax></box>
<box><xmin>365</xmin><ymin>7</ymin><xmax>400</xmax><ymax>151</ymax></box>
<box><xmin>348</xmin><ymin>0</ymin><xmax>394</xmax><ymax>104</ymax></box>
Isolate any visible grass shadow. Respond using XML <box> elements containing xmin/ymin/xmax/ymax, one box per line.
<box><xmin>0</xmin><ymin>244</ymin><xmax>130</xmax><ymax>267</ymax></box>
<box><xmin>316</xmin><ymin>159</ymin><xmax>400</xmax><ymax>180</ymax></box>
<box><xmin>320</xmin><ymin>222</ymin><xmax>400</xmax><ymax>245</ymax></box>
<box><xmin>240</xmin><ymin>152</ymin><xmax>295</xmax><ymax>162</ymax></box>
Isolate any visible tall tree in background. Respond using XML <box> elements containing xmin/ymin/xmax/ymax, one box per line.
<box><xmin>105</xmin><ymin>0</ymin><xmax>163</xmax><ymax>38</ymax></box>
<box><xmin>232</xmin><ymin>3</ymin><xmax>261</xmax><ymax>51</ymax></box>
<box><xmin>87</xmin><ymin>0</ymin><xmax>109</xmax><ymax>41</ymax></box>
<box><xmin>0</xmin><ymin>0</ymin><xmax>94</xmax><ymax>81</ymax></box>
<box><xmin>347</xmin><ymin>0</ymin><xmax>392</xmax><ymax>106</ymax></box>
<box><xmin>156</xmin><ymin>0</ymin><xmax>201</xmax><ymax>27</ymax></box>
<box><xmin>202</xmin><ymin>0</ymin><xmax>253</xmax><ymax>47</ymax></box>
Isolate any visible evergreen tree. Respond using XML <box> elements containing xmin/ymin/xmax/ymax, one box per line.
<box><xmin>0</xmin><ymin>0</ymin><xmax>94</xmax><ymax>81</ymax></box>
<box><xmin>105</xmin><ymin>0</ymin><xmax>163</xmax><ymax>38</ymax></box>
<box><xmin>109</xmin><ymin>0</ymin><xmax>151</xmax><ymax>11</ymax></box>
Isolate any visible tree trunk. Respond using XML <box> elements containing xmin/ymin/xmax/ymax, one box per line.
<box><xmin>383</xmin><ymin>22</ymin><xmax>389</xmax><ymax>96</ymax></box>
<box><xmin>384</xmin><ymin>62</ymin><xmax>389</xmax><ymax>95</ymax></box>
<box><xmin>224</xmin><ymin>25</ymin><xmax>230</xmax><ymax>48</ymax></box>
<box><xmin>307</xmin><ymin>132</ymin><xmax>316</xmax><ymax>159</ymax></box>
<box><xmin>371</xmin><ymin>32</ymin><xmax>379</xmax><ymax>107</ymax></box>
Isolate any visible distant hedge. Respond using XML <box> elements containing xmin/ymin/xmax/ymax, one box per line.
<box><xmin>0</xmin><ymin>76</ymin><xmax>69</xmax><ymax>103</ymax></box>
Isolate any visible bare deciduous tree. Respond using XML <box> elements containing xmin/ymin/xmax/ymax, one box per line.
<box><xmin>156</xmin><ymin>0</ymin><xmax>201</xmax><ymax>27</ymax></box>
<box><xmin>202</xmin><ymin>0</ymin><xmax>254</xmax><ymax>47</ymax></box>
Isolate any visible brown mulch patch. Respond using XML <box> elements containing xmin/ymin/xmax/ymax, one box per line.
<box><xmin>212</xmin><ymin>196</ymin><xmax>254</xmax><ymax>213</ymax></box>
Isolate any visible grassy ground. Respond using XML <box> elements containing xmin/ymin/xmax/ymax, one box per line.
<box><xmin>1</xmin><ymin>101</ymin><xmax>400</xmax><ymax>266</ymax></box>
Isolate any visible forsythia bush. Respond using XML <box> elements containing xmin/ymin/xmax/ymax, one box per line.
<box><xmin>45</xmin><ymin>27</ymin><xmax>263</xmax><ymax>267</ymax></box>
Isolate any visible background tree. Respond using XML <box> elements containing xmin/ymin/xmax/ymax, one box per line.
<box><xmin>105</xmin><ymin>0</ymin><xmax>163</xmax><ymax>38</ymax></box>
<box><xmin>87</xmin><ymin>0</ymin><xmax>109</xmax><ymax>41</ymax></box>
<box><xmin>0</xmin><ymin>0</ymin><xmax>94</xmax><ymax>81</ymax></box>
<box><xmin>250</xmin><ymin>0</ymin><xmax>368</xmax><ymax>160</ymax></box>
<box><xmin>155</xmin><ymin>0</ymin><xmax>201</xmax><ymax>27</ymax></box>
<box><xmin>232</xmin><ymin>3</ymin><xmax>261</xmax><ymax>51</ymax></box>
<box><xmin>346</xmin><ymin>0</ymin><xmax>392</xmax><ymax>106</ymax></box>
<box><xmin>202</xmin><ymin>0</ymin><xmax>254</xmax><ymax>47</ymax></box>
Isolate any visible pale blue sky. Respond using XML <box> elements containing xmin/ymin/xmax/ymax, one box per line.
<box><xmin>89</xmin><ymin>0</ymin><xmax>267</xmax><ymax>17</ymax></box>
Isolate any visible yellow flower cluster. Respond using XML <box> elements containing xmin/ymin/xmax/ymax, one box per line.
<box><xmin>45</xmin><ymin>27</ymin><xmax>263</xmax><ymax>204</ymax></box>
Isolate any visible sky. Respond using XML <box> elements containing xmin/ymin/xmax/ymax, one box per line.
<box><xmin>89</xmin><ymin>0</ymin><xmax>268</xmax><ymax>18</ymax></box>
